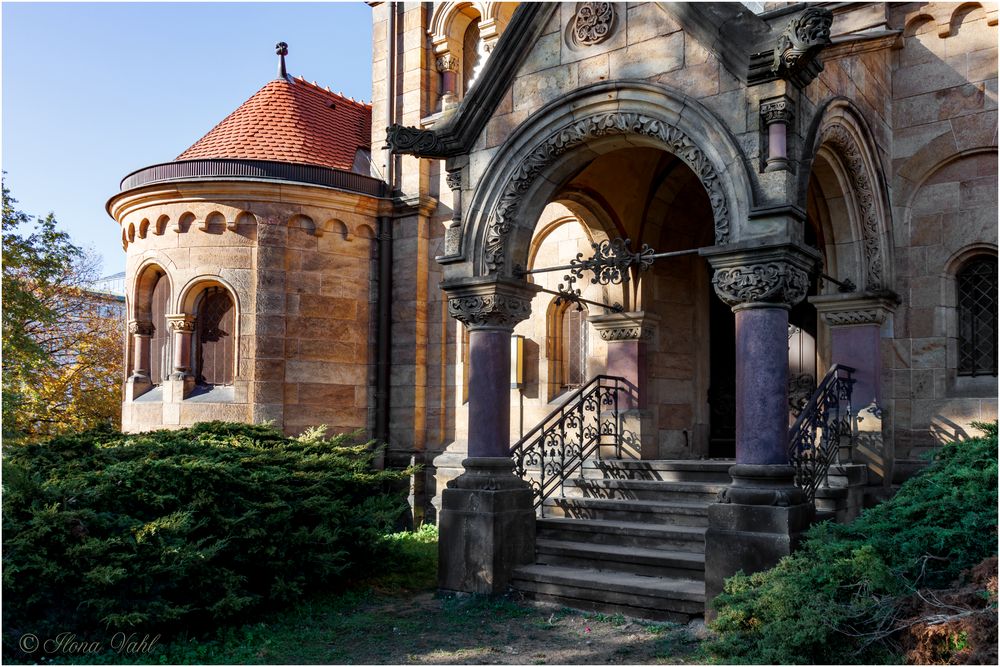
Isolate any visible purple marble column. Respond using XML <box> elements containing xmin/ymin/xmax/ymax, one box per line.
<box><xmin>735</xmin><ymin>307</ymin><xmax>791</xmax><ymax>464</ymax></box>
<box><xmin>468</xmin><ymin>329</ymin><xmax>513</xmax><ymax>458</ymax></box>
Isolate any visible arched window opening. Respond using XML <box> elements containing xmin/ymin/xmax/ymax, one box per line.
<box><xmin>195</xmin><ymin>287</ymin><xmax>235</xmax><ymax>385</ymax></box>
<box><xmin>149</xmin><ymin>273</ymin><xmax>170</xmax><ymax>384</ymax></box>
<box><xmin>957</xmin><ymin>257</ymin><xmax>998</xmax><ymax>377</ymax></box>
<box><xmin>462</xmin><ymin>17</ymin><xmax>482</xmax><ymax>94</ymax></box>
<box><xmin>548</xmin><ymin>300</ymin><xmax>589</xmax><ymax>396</ymax></box>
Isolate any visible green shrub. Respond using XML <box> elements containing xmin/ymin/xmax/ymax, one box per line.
<box><xmin>706</xmin><ymin>422</ymin><xmax>998</xmax><ymax>664</ymax></box>
<box><xmin>2</xmin><ymin>422</ymin><xmax>413</xmax><ymax>659</ymax></box>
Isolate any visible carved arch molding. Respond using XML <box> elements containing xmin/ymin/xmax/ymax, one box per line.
<box><xmin>818</xmin><ymin>123</ymin><xmax>887</xmax><ymax>291</ymax></box>
<box><xmin>482</xmin><ymin>111</ymin><xmax>732</xmax><ymax>274</ymax></box>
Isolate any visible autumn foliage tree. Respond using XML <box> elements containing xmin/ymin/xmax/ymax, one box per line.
<box><xmin>2</xmin><ymin>181</ymin><xmax>124</xmax><ymax>441</ymax></box>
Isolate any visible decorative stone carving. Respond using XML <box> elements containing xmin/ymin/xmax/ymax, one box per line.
<box><xmin>445</xmin><ymin>169</ymin><xmax>462</xmax><ymax>192</ymax></box>
<box><xmin>589</xmin><ymin>311</ymin><xmax>660</xmax><ymax>342</ymax></box>
<box><xmin>570</xmin><ymin>2</ymin><xmax>617</xmax><ymax>47</ymax></box>
<box><xmin>484</xmin><ymin>112</ymin><xmax>731</xmax><ymax>273</ymax></box>
<box><xmin>443</xmin><ymin>278</ymin><xmax>539</xmax><ymax>332</ymax></box>
<box><xmin>436</xmin><ymin>54</ymin><xmax>460</xmax><ymax>73</ymax></box>
<box><xmin>713</xmin><ymin>262</ymin><xmax>810</xmax><ymax>309</ymax></box>
<box><xmin>128</xmin><ymin>320</ymin><xmax>154</xmax><ymax>336</ymax></box>
<box><xmin>384</xmin><ymin>123</ymin><xmax>447</xmax><ymax>156</ymax></box>
<box><xmin>771</xmin><ymin>7</ymin><xmax>833</xmax><ymax>83</ymax></box>
<box><xmin>810</xmin><ymin>291</ymin><xmax>899</xmax><ymax>327</ymax></box>
<box><xmin>166</xmin><ymin>314</ymin><xmax>196</xmax><ymax>333</ymax></box>
<box><xmin>760</xmin><ymin>99</ymin><xmax>793</xmax><ymax>125</ymax></box>
<box><xmin>820</xmin><ymin>124</ymin><xmax>885</xmax><ymax>291</ymax></box>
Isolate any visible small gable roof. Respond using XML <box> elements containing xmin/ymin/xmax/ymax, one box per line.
<box><xmin>177</xmin><ymin>76</ymin><xmax>372</xmax><ymax>172</ymax></box>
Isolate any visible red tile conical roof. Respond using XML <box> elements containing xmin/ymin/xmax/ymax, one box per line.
<box><xmin>176</xmin><ymin>76</ymin><xmax>371</xmax><ymax>172</ymax></box>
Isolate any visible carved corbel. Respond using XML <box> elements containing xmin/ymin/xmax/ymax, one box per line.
<box><xmin>384</xmin><ymin>123</ymin><xmax>448</xmax><ymax>157</ymax></box>
<box><xmin>749</xmin><ymin>6</ymin><xmax>833</xmax><ymax>87</ymax></box>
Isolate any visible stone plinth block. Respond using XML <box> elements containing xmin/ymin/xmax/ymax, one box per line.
<box><xmin>438</xmin><ymin>458</ymin><xmax>536</xmax><ymax>595</ymax></box>
<box><xmin>704</xmin><ymin>464</ymin><xmax>813</xmax><ymax>619</ymax></box>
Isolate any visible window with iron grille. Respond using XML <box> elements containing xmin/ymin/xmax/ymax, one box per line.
<box><xmin>196</xmin><ymin>287</ymin><xmax>235</xmax><ymax>385</ymax></box>
<box><xmin>957</xmin><ymin>257</ymin><xmax>998</xmax><ymax>377</ymax></box>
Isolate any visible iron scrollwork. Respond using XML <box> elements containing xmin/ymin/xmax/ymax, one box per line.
<box><xmin>511</xmin><ymin>375</ymin><xmax>635</xmax><ymax>514</ymax></box>
<box><xmin>787</xmin><ymin>364</ymin><xmax>856</xmax><ymax>502</ymax></box>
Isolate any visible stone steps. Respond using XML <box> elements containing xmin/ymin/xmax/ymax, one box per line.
<box><xmin>565</xmin><ymin>477</ymin><xmax>728</xmax><ymax>502</ymax></box>
<box><xmin>582</xmin><ymin>458</ymin><xmax>734</xmax><ymax>482</ymax></box>
<box><xmin>542</xmin><ymin>496</ymin><xmax>709</xmax><ymax>527</ymax></box>
<box><xmin>535</xmin><ymin>516</ymin><xmax>707</xmax><ymax>552</ymax></box>
<box><xmin>534</xmin><ymin>538</ymin><xmax>705</xmax><ymax>578</ymax></box>
<box><xmin>511</xmin><ymin>564</ymin><xmax>705</xmax><ymax>623</ymax></box>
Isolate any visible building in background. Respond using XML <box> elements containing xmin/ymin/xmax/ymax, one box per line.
<box><xmin>108</xmin><ymin>2</ymin><xmax>998</xmax><ymax>619</ymax></box>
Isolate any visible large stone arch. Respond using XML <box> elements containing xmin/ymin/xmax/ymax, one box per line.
<box><xmin>800</xmin><ymin>99</ymin><xmax>893</xmax><ymax>292</ymax></box>
<box><xmin>461</xmin><ymin>81</ymin><xmax>753</xmax><ymax>279</ymax></box>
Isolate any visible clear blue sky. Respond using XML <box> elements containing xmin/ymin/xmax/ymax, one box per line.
<box><xmin>2</xmin><ymin>1</ymin><xmax>374</xmax><ymax>275</ymax></box>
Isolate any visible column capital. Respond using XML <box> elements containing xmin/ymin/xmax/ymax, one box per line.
<box><xmin>588</xmin><ymin>310</ymin><xmax>660</xmax><ymax>342</ymax></box>
<box><xmin>702</xmin><ymin>241</ymin><xmax>820</xmax><ymax>311</ymax></box>
<box><xmin>165</xmin><ymin>313</ymin><xmax>196</xmax><ymax>332</ymax></box>
<box><xmin>128</xmin><ymin>320</ymin><xmax>154</xmax><ymax>336</ymax></box>
<box><xmin>442</xmin><ymin>276</ymin><xmax>540</xmax><ymax>332</ymax></box>
<box><xmin>760</xmin><ymin>96</ymin><xmax>794</xmax><ymax>125</ymax></box>
<box><xmin>435</xmin><ymin>53</ymin><xmax>460</xmax><ymax>73</ymax></box>
<box><xmin>809</xmin><ymin>291</ymin><xmax>899</xmax><ymax>327</ymax></box>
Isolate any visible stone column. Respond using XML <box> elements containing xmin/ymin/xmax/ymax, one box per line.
<box><xmin>701</xmin><ymin>242</ymin><xmax>820</xmax><ymax>617</ymax></box>
<box><xmin>588</xmin><ymin>311</ymin><xmax>660</xmax><ymax>458</ymax></box>
<box><xmin>760</xmin><ymin>97</ymin><xmax>793</xmax><ymax>172</ymax></box>
<box><xmin>125</xmin><ymin>320</ymin><xmax>154</xmax><ymax>401</ymax></box>
<box><xmin>438</xmin><ymin>276</ymin><xmax>540</xmax><ymax>594</ymax></box>
<box><xmin>436</xmin><ymin>53</ymin><xmax>460</xmax><ymax>110</ymax></box>
<box><xmin>810</xmin><ymin>292</ymin><xmax>898</xmax><ymax>483</ymax></box>
<box><xmin>163</xmin><ymin>314</ymin><xmax>196</xmax><ymax>403</ymax></box>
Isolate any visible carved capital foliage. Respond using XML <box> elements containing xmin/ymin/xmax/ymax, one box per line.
<box><xmin>771</xmin><ymin>7</ymin><xmax>833</xmax><ymax>84</ymax></box>
<box><xmin>445</xmin><ymin>169</ymin><xmax>462</xmax><ymax>191</ymax></box>
<box><xmin>760</xmin><ymin>99</ymin><xmax>793</xmax><ymax>125</ymax></box>
<box><xmin>128</xmin><ymin>320</ymin><xmax>154</xmax><ymax>336</ymax></box>
<box><xmin>820</xmin><ymin>124</ymin><xmax>885</xmax><ymax>291</ymax></box>
<box><xmin>713</xmin><ymin>262</ymin><xmax>810</xmax><ymax>309</ymax></box>
<box><xmin>484</xmin><ymin>111</ymin><xmax>730</xmax><ymax>273</ymax></box>
<box><xmin>435</xmin><ymin>54</ymin><xmax>460</xmax><ymax>73</ymax></box>
<box><xmin>166</xmin><ymin>314</ymin><xmax>196</xmax><ymax>333</ymax></box>
<box><xmin>571</xmin><ymin>2</ymin><xmax>617</xmax><ymax>47</ymax></box>
<box><xmin>384</xmin><ymin>123</ymin><xmax>447</xmax><ymax>157</ymax></box>
<box><xmin>444</xmin><ymin>278</ymin><xmax>539</xmax><ymax>331</ymax></box>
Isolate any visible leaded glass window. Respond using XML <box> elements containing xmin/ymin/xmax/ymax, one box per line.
<box><xmin>957</xmin><ymin>257</ymin><xmax>997</xmax><ymax>377</ymax></box>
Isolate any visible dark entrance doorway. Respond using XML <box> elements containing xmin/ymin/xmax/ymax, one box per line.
<box><xmin>708</xmin><ymin>287</ymin><xmax>736</xmax><ymax>458</ymax></box>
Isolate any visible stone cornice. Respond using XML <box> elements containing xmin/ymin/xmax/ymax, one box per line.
<box><xmin>702</xmin><ymin>241</ymin><xmax>821</xmax><ymax>310</ymax></box>
<box><xmin>810</xmin><ymin>291</ymin><xmax>899</xmax><ymax>327</ymax></box>
<box><xmin>588</xmin><ymin>311</ymin><xmax>660</xmax><ymax>342</ymax></box>
<box><xmin>442</xmin><ymin>276</ymin><xmax>540</xmax><ymax>332</ymax></box>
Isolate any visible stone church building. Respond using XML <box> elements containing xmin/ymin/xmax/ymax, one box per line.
<box><xmin>108</xmin><ymin>2</ymin><xmax>998</xmax><ymax>619</ymax></box>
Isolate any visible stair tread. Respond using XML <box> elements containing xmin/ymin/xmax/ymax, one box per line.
<box><xmin>537</xmin><ymin>516</ymin><xmax>707</xmax><ymax>536</ymax></box>
<box><xmin>570</xmin><ymin>478</ymin><xmax>728</xmax><ymax>491</ymax></box>
<box><xmin>545</xmin><ymin>497</ymin><xmax>710</xmax><ymax>513</ymax></box>
<box><xmin>535</xmin><ymin>539</ymin><xmax>705</xmax><ymax>564</ymax></box>
<box><xmin>586</xmin><ymin>459</ymin><xmax>734</xmax><ymax>470</ymax></box>
<box><xmin>513</xmin><ymin>564</ymin><xmax>705</xmax><ymax>599</ymax></box>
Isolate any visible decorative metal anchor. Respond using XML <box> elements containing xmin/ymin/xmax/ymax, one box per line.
<box><xmin>515</xmin><ymin>238</ymin><xmax>700</xmax><ymax>312</ymax></box>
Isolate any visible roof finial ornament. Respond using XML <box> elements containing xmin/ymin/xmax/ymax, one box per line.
<box><xmin>276</xmin><ymin>42</ymin><xmax>289</xmax><ymax>80</ymax></box>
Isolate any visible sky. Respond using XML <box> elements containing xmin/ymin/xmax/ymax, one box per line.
<box><xmin>2</xmin><ymin>1</ymin><xmax>374</xmax><ymax>276</ymax></box>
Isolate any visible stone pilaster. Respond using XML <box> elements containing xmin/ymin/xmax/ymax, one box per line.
<box><xmin>701</xmin><ymin>241</ymin><xmax>820</xmax><ymax>617</ymax></box>
<box><xmin>438</xmin><ymin>276</ymin><xmax>540</xmax><ymax>594</ymax></box>
<box><xmin>125</xmin><ymin>320</ymin><xmax>154</xmax><ymax>401</ymax></box>
<box><xmin>588</xmin><ymin>311</ymin><xmax>659</xmax><ymax>458</ymax></box>
<box><xmin>811</xmin><ymin>291</ymin><xmax>898</xmax><ymax>484</ymax></box>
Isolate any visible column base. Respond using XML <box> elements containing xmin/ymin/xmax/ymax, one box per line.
<box><xmin>704</xmin><ymin>464</ymin><xmax>813</xmax><ymax>619</ymax></box>
<box><xmin>162</xmin><ymin>375</ymin><xmax>194</xmax><ymax>403</ymax></box>
<box><xmin>125</xmin><ymin>375</ymin><xmax>153</xmax><ymax>401</ymax></box>
<box><xmin>438</xmin><ymin>457</ymin><xmax>536</xmax><ymax>595</ymax></box>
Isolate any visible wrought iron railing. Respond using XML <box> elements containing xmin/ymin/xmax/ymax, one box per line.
<box><xmin>787</xmin><ymin>364</ymin><xmax>856</xmax><ymax>502</ymax></box>
<box><xmin>510</xmin><ymin>375</ymin><xmax>634</xmax><ymax>515</ymax></box>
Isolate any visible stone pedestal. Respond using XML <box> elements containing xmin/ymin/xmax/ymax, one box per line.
<box><xmin>589</xmin><ymin>311</ymin><xmax>659</xmax><ymax>458</ymax></box>
<box><xmin>702</xmin><ymin>241</ymin><xmax>820</xmax><ymax>618</ymax></box>
<box><xmin>705</xmin><ymin>465</ymin><xmax>813</xmax><ymax>614</ymax></box>
<box><xmin>438</xmin><ymin>458</ymin><xmax>536</xmax><ymax>594</ymax></box>
<box><xmin>440</xmin><ymin>276</ymin><xmax>540</xmax><ymax>595</ymax></box>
